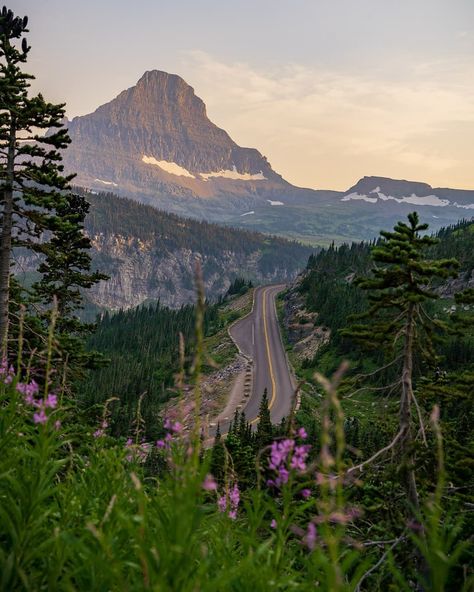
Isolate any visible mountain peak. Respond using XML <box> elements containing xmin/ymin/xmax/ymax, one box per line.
<box><xmin>347</xmin><ymin>175</ymin><xmax>434</xmax><ymax>197</ymax></box>
<box><xmin>134</xmin><ymin>70</ymin><xmax>203</xmax><ymax>109</ymax></box>
<box><xmin>63</xmin><ymin>70</ymin><xmax>284</xmax><ymax>200</ymax></box>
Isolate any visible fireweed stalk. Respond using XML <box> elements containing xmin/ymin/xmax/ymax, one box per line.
<box><xmin>312</xmin><ymin>362</ymin><xmax>355</xmax><ymax>590</ymax></box>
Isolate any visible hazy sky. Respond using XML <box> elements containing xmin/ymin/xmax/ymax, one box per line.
<box><xmin>14</xmin><ymin>0</ymin><xmax>474</xmax><ymax>190</ymax></box>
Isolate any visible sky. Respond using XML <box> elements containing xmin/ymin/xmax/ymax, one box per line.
<box><xmin>13</xmin><ymin>0</ymin><xmax>474</xmax><ymax>190</ymax></box>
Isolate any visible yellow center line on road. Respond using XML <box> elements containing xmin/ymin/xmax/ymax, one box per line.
<box><xmin>250</xmin><ymin>286</ymin><xmax>277</xmax><ymax>424</ymax></box>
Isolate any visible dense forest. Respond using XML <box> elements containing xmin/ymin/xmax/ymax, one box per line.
<box><xmin>81</xmin><ymin>301</ymin><xmax>221</xmax><ymax>438</ymax></box>
<box><xmin>83</xmin><ymin>188</ymin><xmax>314</xmax><ymax>278</ymax></box>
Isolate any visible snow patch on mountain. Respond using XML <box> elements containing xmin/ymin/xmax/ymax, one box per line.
<box><xmin>240</xmin><ymin>211</ymin><xmax>255</xmax><ymax>216</ymax></box>
<box><xmin>342</xmin><ymin>189</ymin><xmax>474</xmax><ymax>209</ymax></box>
<box><xmin>200</xmin><ymin>165</ymin><xmax>266</xmax><ymax>181</ymax></box>
<box><xmin>95</xmin><ymin>179</ymin><xmax>118</xmax><ymax>187</ymax></box>
<box><xmin>454</xmin><ymin>202</ymin><xmax>474</xmax><ymax>210</ymax></box>
<box><xmin>341</xmin><ymin>192</ymin><xmax>378</xmax><ymax>204</ymax></box>
<box><xmin>142</xmin><ymin>156</ymin><xmax>196</xmax><ymax>178</ymax></box>
<box><xmin>267</xmin><ymin>200</ymin><xmax>284</xmax><ymax>206</ymax></box>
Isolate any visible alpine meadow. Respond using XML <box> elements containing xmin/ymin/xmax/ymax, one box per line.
<box><xmin>0</xmin><ymin>4</ymin><xmax>473</xmax><ymax>591</ymax></box>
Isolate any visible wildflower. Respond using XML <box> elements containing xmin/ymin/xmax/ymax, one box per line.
<box><xmin>270</xmin><ymin>519</ymin><xmax>277</xmax><ymax>529</ymax></box>
<box><xmin>267</xmin><ymin>438</ymin><xmax>311</xmax><ymax>489</ymax></box>
<box><xmin>202</xmin><ymin>474</ymin><xmax>218</xmax><ymax>491</ymax></box>
<box><xmin>0</xmin><ymin>359</ymin><xmax>15</xmax><ymax>385</ymax></box>
<box><xmin>217</xmin><ymin>483</ymin><xmax>240</xmax><ymax>519</ymax></box>
<box><xmin>17</xmin><ymin>380</ymin><xmax>39</xmax><ymax>399</ymax></box>
<box><xmin>33</xmin><ymin>409</ymin><xmax>48</xmax><ymax>425</ymax></box>
<box><xmin>54</xmin><ymin>420</ymin><xmax>61</xmax><ymax>431</ymax></box>
<box><xmin>164</xmin><ymin>418</ymin><xmax>183</xmax><ymax>434</ymax></box>
<box><xmin>298</xmin><ymin>427</ymin><xmax>308</xmax><ymax>440</ymax></box>
<box><xmin>290</xmin><ymin>444</ymin><xmax>310</xmax><ymax>472</ymax></box>
<box><xmin>229</xmin><ymin>483</ymin><xmax>240</xmax><ymax>507</ymax></box>
<box><xmin>93</xmin><ymin>428</ymin><xmax>105</xmax><ymax>438</ymax></box>
<box><xmin>217</xmin><ymin>495</ymin><xmax>227</xmax><ymax>513</ymax></box>
<box><xmin>125</xmin><ymin>438</ymin><xmax>150</xmax><ymax>463</ymax></box>
<box><xmin>269</xmin><ymin>439</ymin><xmax>294</xmax><ymax>470</ymax></box>
<box><xmin>304</xmin><ymin>522</ymin><xmax>317</xmax><ymax>551</ymax></box>
<box><xmin>156</xmin><ymin>439</ymin><xmax>166</xmax><ymax>449</ymax></box>
<box><xmin>45</xmin><ymin>393</ymin><xmax>57</xmax><ymax>409</ymax></box>
<box><xmin>301</xmin><ymin>488</ymin><xmax>311</xmax><ymax>499</ymax></box>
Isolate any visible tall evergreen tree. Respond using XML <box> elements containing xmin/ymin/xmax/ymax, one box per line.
<box><xmin>210</xmin><ymin>423</ymin><xmax>226</xmax><ymax>484</ymax></box>
<box><xmin>256</xmin><ymin>388</ymin><xmax>273</xmax><ymax>448</ymax></box>
<box><xmin>0</xmin><ymin>6</ymin><xmax>103</xmax><ymax>366</ymax></box>
<box><xmin>32</xmin><ymin>191</ymin><xmax>107</xmax><ymax>379</ymax></box>
<box><xmin>343</xmin><ymin>212</ymin><xmax>458</xmax><ymax>510</ymax></box>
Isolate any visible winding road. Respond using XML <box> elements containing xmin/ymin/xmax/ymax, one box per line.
<box><xmin>215</xmin><ymin>285</ymin><xmax>295</xmax><ymax>432</ymax></box>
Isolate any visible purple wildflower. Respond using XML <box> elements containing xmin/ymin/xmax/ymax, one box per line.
<box><xmin>33</xmin><ymin>409</ymin><xmax>48</xmax><ymax>425</ymax></box>
<box><xmin>217</xmin><ymin>495</ymin><xmax>227</xmax><ymax>513</ymax></box>
<box><xmin>270</xmin><ymin>519</ymin><xmax>277</xmax><ymax>529</ymax></box>
<box><xmin>202</xmin><ymin>474</ymin><xmax>218</xmax><ymax>491</ymax></box>
<box><xmin>164</xmin><ymin>418</ymin><xmax>183</xmax><ymax>434</ymax></box>
<box><xmin>229</xmin><ymin>484</ymin><xmax>240</xmax><ymax>507</ymax></box>
<box><xmin>0</xmin><ymin>359</ymin><xmax>15</xmax><ymax>385</ymax></box>
<box><xmin>304</xmin><ymin>522</ymin><xmax>317</xmax><ymax>551</ymax></box>
<box><xmin>298</xmin><ymin>427</ymin><xmax>308</xmax><ymax>440</ymax></box>
<box><xmin>45</xmin><ymin>393</ymin><xmax>57</xmax><ymax>409</ymax></box>
<box><xmin>267</xmin><ymin>438</ymin><xmax>311</xmax><ymax>490</ymax></box>
<box><xmin>17</xmin><ymin>380</ymin><xmax>39</xmax><ymax>399</ymax></box>
<box><xmin>290</xmin><ymin>445</ymin><xmax>310</xmax><ymax>472</ymax></box>
<box><xmin>217</xmin><ymin>483</ymin><xmax>240</xmax><ymax>519</ymax></box>
<box><xmin>301</xmin><ymin>488</ymin><xmax>311</xmax><ymax>499</ymax></box>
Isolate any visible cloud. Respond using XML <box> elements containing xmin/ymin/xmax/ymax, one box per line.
<box><xmin>178</xmin><ymin>51</ymin><xmax>474</xmax><ymax>190</ymax></box>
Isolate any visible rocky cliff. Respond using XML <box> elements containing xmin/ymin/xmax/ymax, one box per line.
<box><xmin>63</xmin><ymin>70</ymin><xmax>288</xmax><ymax>203</ymax></box>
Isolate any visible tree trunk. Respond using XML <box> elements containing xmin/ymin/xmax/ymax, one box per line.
<box><xmin>0</xmin><ymin>117</ymin><xmax>16</xmax><ymax>357</ymax></box>
<box><xmin>400</xmin><ymin>301</ymin><xmax>420</xmax><ymax>511</ymax></box>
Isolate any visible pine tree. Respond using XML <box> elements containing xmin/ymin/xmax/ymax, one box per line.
<box><xmin>256</xmin><ymin>388</ymin><xmax>273</xmax><ymax>448</ymax></box>
<box><xmin>343</xmin><ymin>212</ymin><xmax>458</xmax><ymax>510</ymax></box>
<box><xmin>32</xmin><ymin>191</ymin><xmax>107</xmax><ymax>379</ymax></box>
<box><xmin>0</xmin><ymin>6</ymin><xmax>104</xmax><ymax>366</ymax></box>
<box><xmin>210</xmin><ymin>423</ymin><xmax>225</xmax><ymax>481</ymax></box>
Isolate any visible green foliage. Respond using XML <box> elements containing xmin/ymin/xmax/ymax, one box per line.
<box><xmin>226</xmin><ymin>277</ymin><xmax>253</xmax><ymax>297</ymax></box>
<box><xmin>0</xmin><ymin>7</ymin><xmax>104</xmax><ymax>379</ymax></box>
<box><xmin>82</xmin><ymin>188</ymin><xmax>313</xmax><ymax>282</ymax></box>
<box><xmin>344</xmin><ymin>212</ymin><xmax>458</xmax><ymax>355</ymax></box>
<box><xmin>256</xmin><ymin>387</ymin><xmax>273</xmax><ymax>448</ymax></box>
<box><xmin>80</xmin><ymin>301</ymin><xmax>219</xmax><ymax>438</ymax></box>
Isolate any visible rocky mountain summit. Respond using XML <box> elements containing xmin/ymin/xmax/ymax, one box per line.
<box><xmin>63</xmin><ymin>70</ymin><xmax>288</xmax><ymax>204</ymax></box>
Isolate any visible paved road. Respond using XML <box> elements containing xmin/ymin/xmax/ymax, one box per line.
<box><xmin>226</xmin><ymin>284</ymin><xmax>295</xmax><ymax>428</ymax></box>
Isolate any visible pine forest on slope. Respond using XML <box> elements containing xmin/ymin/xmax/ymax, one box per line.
<box><xmin>14</xmin><ymin>188</ymin><xmax>314</xmax><ymax>312</ymax></box>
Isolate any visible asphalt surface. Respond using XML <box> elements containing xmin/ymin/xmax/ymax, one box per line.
<box><xmin>228</xmin><ymin>284</ymin><xmax>295</xmax><ymax>427</ymax></box>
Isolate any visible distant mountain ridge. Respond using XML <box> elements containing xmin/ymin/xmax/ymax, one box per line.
<box><xmin>61</xmin><ymin>71</ymin><xmax>473</xmax><ymax>243</ymax></box>
<box><xmin>342</xmin><ymin>176</ymin><xmax>474</xmax><ymax>210</ymax></box>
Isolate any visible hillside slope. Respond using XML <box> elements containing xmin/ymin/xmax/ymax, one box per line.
<box><xmin>83</xmin><ymin>189</ymin><xmax>313</xmax><ymax>310</ymax></box>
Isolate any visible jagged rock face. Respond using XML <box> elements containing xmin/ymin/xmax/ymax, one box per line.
<box><xmin>63</xmin><ymin>70</ymin><xmax>286</xmax><ymax>200</ymax></box>
<box><xmin>87</xmin><ymin>235</ymin><xmax>299</xmax><ymax>310</ymax></box>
